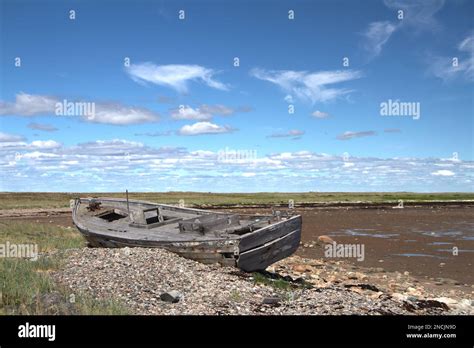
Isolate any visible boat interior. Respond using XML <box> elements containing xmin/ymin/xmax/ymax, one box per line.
<box><xmin>74</xmin><ymin>198</ymin><xmax>279</xmax><ymax>241</ymax></box>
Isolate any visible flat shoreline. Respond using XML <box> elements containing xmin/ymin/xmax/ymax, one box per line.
<box><xmin>1</xmin><ymin>200</ymin><xmax>473</xmax><ymax>218</ymax></box>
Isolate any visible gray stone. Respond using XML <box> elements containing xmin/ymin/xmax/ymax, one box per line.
<box><xmin>160</xmin><ymin>290</ymin><xmax>182</xmax><ymax>303</ymax></box>
<box><xmin>262</xmin><ymin>296</ymin><xmax>280</xmax><ymax>305</ymax></box>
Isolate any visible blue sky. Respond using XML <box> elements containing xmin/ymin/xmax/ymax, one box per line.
<box><xmin>0</xmin><ymin>0</ymin><xmax>473</xmax><ymax>192</ymax></box>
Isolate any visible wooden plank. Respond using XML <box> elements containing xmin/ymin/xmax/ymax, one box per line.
<box><xmin>238</xmin><ymin>216</ymin><xmax>301</xmax><ymax>252</ymax></box>
<box><xmin>237</xmin><ymin>228</ymin><xmax>301</xmax><ymax>272</ymax></box>
<box><xmin>179</xmin><ymin>214</ymin><xmax>240</xmax><ymax>233</ymax></box>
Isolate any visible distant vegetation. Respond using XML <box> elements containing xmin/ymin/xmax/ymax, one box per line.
<box><xmin>0</xmin><ymin>191</ymin><xmax>473</xmax><ymax>210</ymax></box>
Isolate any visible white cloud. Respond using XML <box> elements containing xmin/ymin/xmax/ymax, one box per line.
<box><xmin>0</xmin><ymin>132</ymin><xmax>25</xmax><ymax>142</ymax></box>
<box><xmin>126</xmin><ymin>62</ymin><xmax>229</xmax><ymax>93</ymax></box>
<box><xmin>170</xmin><ymin>105</ymin><xmax>212</xmax><ymax>121</ymax></box>
<box><xmin>311</xmin><ymin>110</ymin><xmax>331</xmax><ymax>119</ymax></box>
<box><xmin>431</xmin><ymin>169</ymin><xmax>455</xmax><ymax>176</ymax></box>
<box><xmin>0</xmin><ymin>93</ymin><xmax>160</xmax><ymax>125</ymax></box>
<box><xmin>178</xmin><ymin>122</ymin><xmax>235</xmax><ymax>136</ymax></box>
<box><xmin>170</xmin><ymin>104</ymin><xmax>246</xmax><ymax>121</ymax></box>
<box><xmin>241</xmin><ymin>172</ymin><xmax>256</xmax><ymax>177</ymax></box>
<box><xmin>251</xmin><ymin>68</ymin><xmax>362</xmax><ymax>103</ymax></box>
<box><xmin>70</xmin><ymin>139</ymin><xmax>146</xmax><ymax>156</ymax></box>
<box><xmin>171</xmin><ymin>105</ymin><xmax>212</xmax><ymax>121</ymax></box>
<box><xmin>30</xmin><ymin>140</ymin><xmax>62</xmax><ymax>149</ymax></box>
<box><xmin>92</xmin><ymin>103</ymin><xmax>159</xmax><ymax>125</ymax></box>
<box><xmin>1</xmin><ymin>141</ymin><xmax>471</xmax><ymax>192</ymax></box>
<box><xmin>0</xmin><ymin>93</ymin><xmax>58</xmax><ymax>116</ymax></box>
<box><xmin>22</xmin><ymin>151</ymin><xmax>60</xmax><ymax>159</ymax></box>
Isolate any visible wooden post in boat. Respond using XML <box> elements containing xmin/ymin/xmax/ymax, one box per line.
<box><xmin>126</xmin><ymin>189</ymin><xmax>130</xmax><ymax>216</ymax></box>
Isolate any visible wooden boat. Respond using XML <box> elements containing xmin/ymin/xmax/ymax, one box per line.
<box><xmin>72</xmin><ymin>197</ymin><xmax>302</xmax><ymax>272</ymax></box>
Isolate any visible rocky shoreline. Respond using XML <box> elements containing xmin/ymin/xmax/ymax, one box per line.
<box><xmin>51</xmin><ymin>247</ymin><xmax>473</xmax><ymax>315</ymax></box>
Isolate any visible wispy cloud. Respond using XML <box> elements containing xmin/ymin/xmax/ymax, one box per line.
<box><xmin>267</xmin><ymin>129</ymin><xmax>305</xmax><ymax>139</ymax></box>
<box><xmin>384</xmin><ymin>0</ymin><xmax>445</xmax><ymax>31</ymax></box>
<box><xmin>311</xmin><ymin>110</ymin><xmax>331</xmax><ymax>119</ymax></box>
<box><xmin>0</xmin><ymin>93</ymin><xmax>160</xmax><ymax>125</ymax></box>
<box><xmin>362</xmin><ymin>0</ymin><xmax>445</xmax><ymax>58</ymax></box>
<box><xmin>200</xmin><ymin>104</ymin><xmax>237</xmax><ymax>116</ymax></box>
<box><xmin>178</xmin><ymin>122</ymin><xmax>235</xmax><ymax>136</ymax></box>
<box><xmin>27</xmin><ymin>122</ymin><xmax>58</xmax><ymax>132</ymax></box>
<box><xmin>134</xmin><ymin>131</ymin><xmax>173</xmax><ymax>137</ymax></box>
<box><xmin>427</xmin><ymin>32</ymin><xmax>474</xmax><ymax>81</ymax></box>
<box><xmin>363</xmin><ymin>21</ymin><xmax>398</xmax><ymax>58</ymax></box>
<box><xmin>126</xmin><ymin>62</ymin><xmax>229</xmax><ymax>93</ymax></box>
<box><xmin>284</xmin><ymin>95</ymin><xmax>294</xmax><ymax>103</ymax></box>
<box><xmin>337</xmin><ymin>131</ymin><xmax>377</xmax><ymax>140</ymax></box>
<box><xmin>169</xmin><ymin>104</ymin><xmax>238</xmax><ymax>121</ymax></box>
<box><xmin>0</xmin><ymin>132</ymin><xmax>25</xmax><ymax>142</ymax></box>
<box><xmin>251</xmin><ymin>68</ymin><xmax>362</xmax><ymax>103</ymax></box>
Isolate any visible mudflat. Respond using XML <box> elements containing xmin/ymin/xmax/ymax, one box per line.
<box><xmin>226</xmin><ymin>205</ymin><xmax>474</xmax><ymax>286</ymax></box>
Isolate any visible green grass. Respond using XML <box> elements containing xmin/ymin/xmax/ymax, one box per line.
<box><xmin>1</xmin><ymin>191</ymin><xmax>473</xmax><ymax>210</ymax></box>
<box><xmin>252</xmin><ymin>272</ymin><xmax>313</xmax><ymax>303</ymax></box>
<box><xmin>0</xmin><ymin>221</ymin><xmax>131</xmax><ymax>315</ymax></box>
<box><xmin>253</xmin><ymin>272</ymin><xmax>294</xmax><ymax>291</ymax></box>
<box><xmin>0</xmin><ymin>221</ymin><xmax>84</xmax><ymax>252</ymax></box>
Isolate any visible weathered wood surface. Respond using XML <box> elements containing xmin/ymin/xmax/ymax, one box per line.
<box><xmin>72</xmin><ymin>197</ymin><xmax>302</xmax><ymax>271</ymax></box>
<box><xmin>179</xmin><ymin>214</ymin><xmax>240</xmax><ymax>234</ymax></box>
<box><xmin>237</xmin><ymin>229</ymin><xmax>301</xmax><ymax>272</ymax></box>
<box><xmin>238</xmin><ymin>216</ymin><xmax>301</xmax><ymax>252</ymax></box>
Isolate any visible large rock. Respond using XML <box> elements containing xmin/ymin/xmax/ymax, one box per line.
<box><xmin>160</xmin><ymin>290</ymin><xmax>182</xmax><ymax>303</ymax></box>
<box><xmin>262</xmin><ymin>297</ymin><xmax>281</xmax><ymax>305</ymax></box>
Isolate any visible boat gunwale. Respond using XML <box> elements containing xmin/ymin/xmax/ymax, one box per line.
<box><xmin>75</xmin><ymin>197</ymin><xmax>276</xmax><ymax>219</ymax></box>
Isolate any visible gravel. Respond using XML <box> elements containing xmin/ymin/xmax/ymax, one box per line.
<box><xmin>52</xmin><ymin>247</ymin><xmax>474</xmax><ymax>315</ymax></box>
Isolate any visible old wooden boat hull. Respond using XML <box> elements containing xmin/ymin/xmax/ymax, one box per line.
<box><xmin>72</xmin><ymin>197</ymin><xmax>302</xmax><ymax>272</ymax></box>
